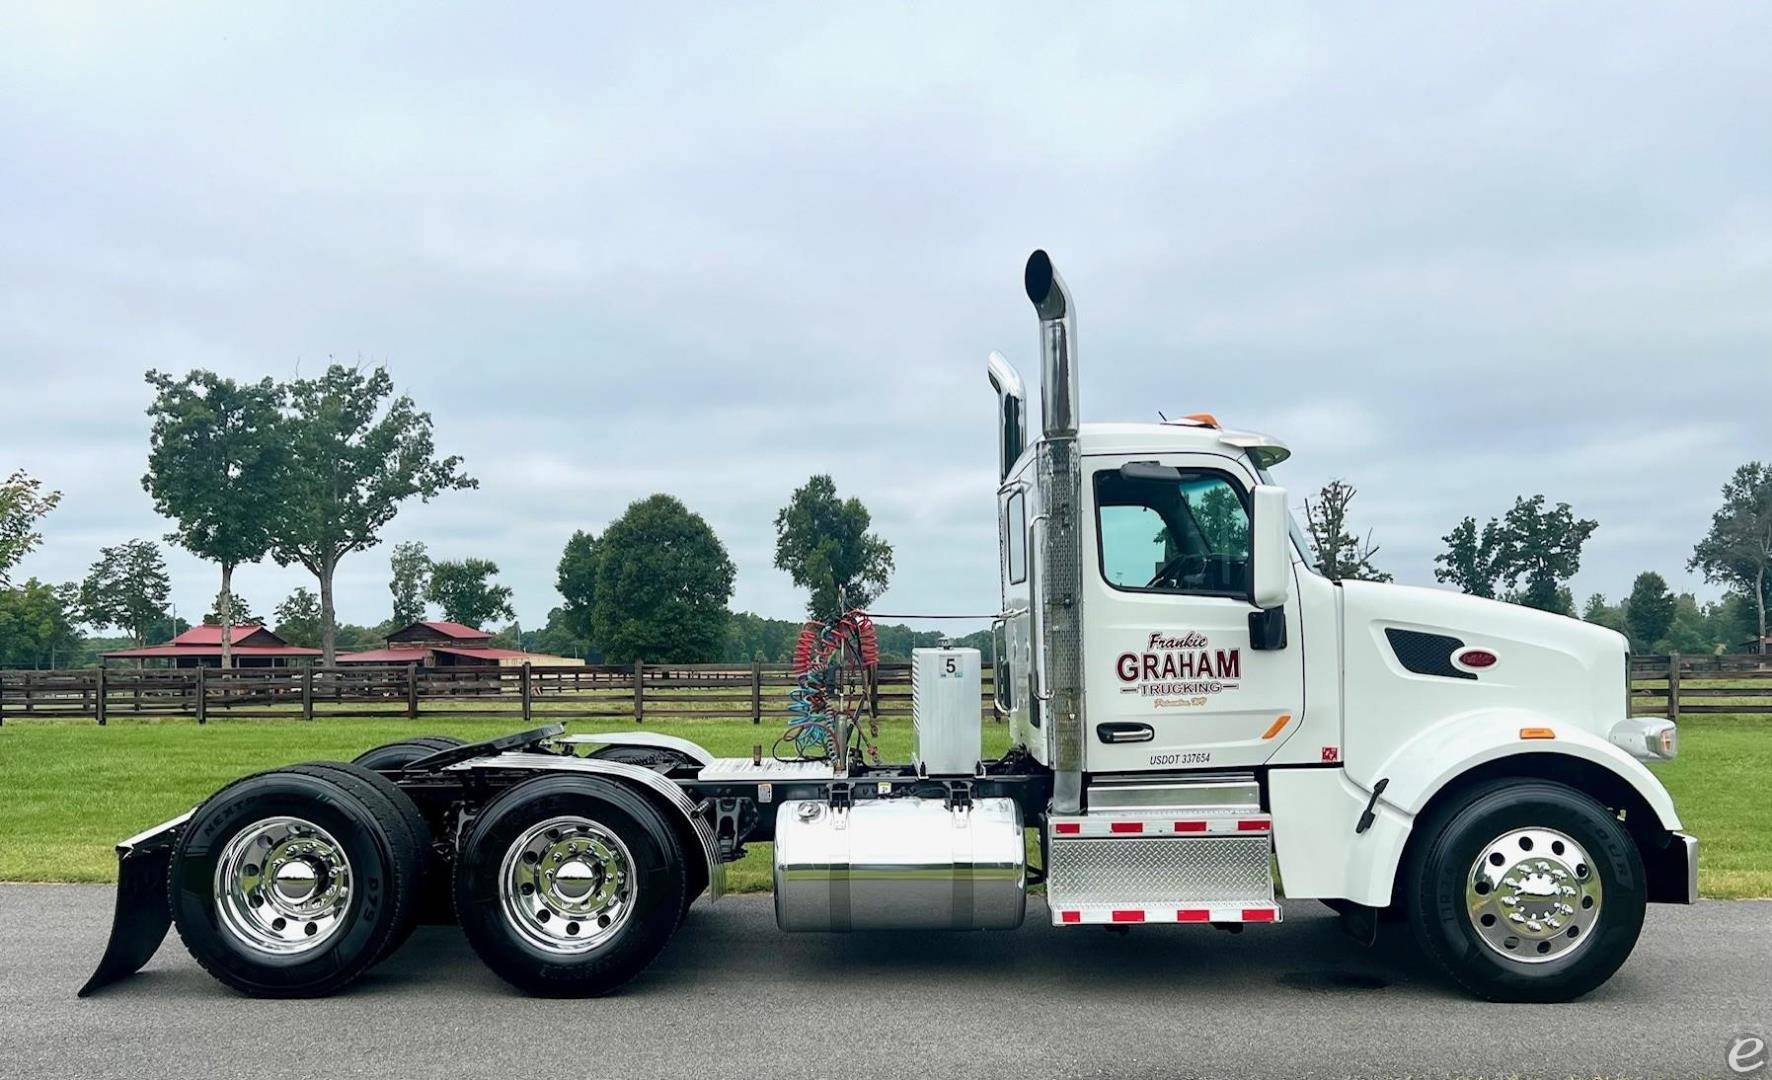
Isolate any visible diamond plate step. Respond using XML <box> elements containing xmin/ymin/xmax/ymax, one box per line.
<box><xmin>1046</xmin><ymin>809</ymin><xmax>1277</xmax><ymax>928</ymax></box>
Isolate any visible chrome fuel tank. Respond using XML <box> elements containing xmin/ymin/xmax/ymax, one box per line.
<box><xmin>772</xmin><ymin>797</ymin><xmax>1026</xmax><ymax>931</ymax></box>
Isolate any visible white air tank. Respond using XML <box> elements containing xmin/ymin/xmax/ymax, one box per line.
<box><xmin>911</xmin><ymin>647</ymin><xmax>983</xmax><ymax>776</ymax></box>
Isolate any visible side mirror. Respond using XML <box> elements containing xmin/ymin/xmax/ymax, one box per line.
<box><xmin>1249</xmin><ymin>484</ymin><xmax>1291</xmax><ymax>611</ymax></box>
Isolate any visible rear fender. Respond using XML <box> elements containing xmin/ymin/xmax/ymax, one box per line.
<box><xmin>445</xmin><ymin>753</ymin><xmax>725</xmax><ymax>901</ymax></box>
<box><xmin>554</xmin><ymin>732</ymin><xmax>714</xmax><ymax>766</ymax></box>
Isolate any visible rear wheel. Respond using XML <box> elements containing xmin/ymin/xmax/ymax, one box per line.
<box><xmin>297</xmin><ymin>761</ymin><xmax>437</xmax><ymax>953</ymax></box>
<box><xmin>453</xmin><ymin>774</ymin><xmax>687</xmax><ymax>997</ymax></box>
<box><xmin>1404</xmin><ymin>779</ymin><xmax>1645</xmax><ymax>1002</ymax></box>
<box><xmin>170</xmin><ymin>766</ymin><xmax>422</xmax><ymax>997</ymax></box>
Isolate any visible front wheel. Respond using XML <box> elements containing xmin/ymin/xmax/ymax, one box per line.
<box><xmin>1404</xmin><ymin>779</ymin><xmax>1646</xmax><ymax>1002</ymax></box>
<box><xmin>453</xmin><ymin>774</ymin><xmax>688</xmax><ymax>997</ymax></box>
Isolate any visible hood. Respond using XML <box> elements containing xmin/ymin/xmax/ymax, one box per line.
<box><xmin>1339</xmin><ymin>580</ymin><xmax>1629</xmax><ymax>738</ymax></box>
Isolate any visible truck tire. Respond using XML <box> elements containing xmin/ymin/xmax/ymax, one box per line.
<box><xmin>170</xmin><ymin>766</ymin><xmax>423</xmax><ymax>997</ymax></box>
<box><xmin>1403</xmin><ymin>779</ymin><xmax>1645</xmax><ymax>1003</ymax></box>
<box><xmin>585</xmin><ymin>744</ymin><xmax>707</xmax><ymax>925</ymax></box>
<box><xmin>351</xmin><ymin>735</ymin><xmax>466</xmax><ymax>771</ymax></box>
<box><xmin>293</xmin><ymin>762</ymin><xmax>436</xmax><ymax>955</ymax></box>
<box><xmin>453</xmin><ymin>773</ymin><xmax>688</xmax><ymax>997</ymax></box>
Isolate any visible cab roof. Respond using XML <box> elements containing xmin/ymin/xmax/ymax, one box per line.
<box><xmin>1076</xmin><ymin>421</ymin><xmax>1290</xmax><ymax>467</ymax></box>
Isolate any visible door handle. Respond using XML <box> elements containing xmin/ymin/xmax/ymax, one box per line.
<box><xmin>1096</xmin><ymin>722</ymin><xmax>1154</xmax><ymax>744</ymax></box>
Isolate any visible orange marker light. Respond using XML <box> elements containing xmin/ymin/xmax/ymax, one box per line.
<box><xmin>1184</xmin><ymin>412</ymin><xmax>1221</xmax><ymax>428</ymax></box>
<box><xmin>1261</xmin><ymin>714</ymin><xmax>1292</xmax><ymax>740</ymax></box>
<box><xmin>1519</xmin><ymin>727</ymin><xmax>1555</xmax><ymax>740</ymax></box>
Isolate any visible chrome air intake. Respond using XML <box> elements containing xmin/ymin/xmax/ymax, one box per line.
<box><xmin>986</xmin><ymin>351</ymin><xmax>1027</xmax><ymax>482</ymax></box>
<box><xmin>1024</xmin><ymin>250</ymin><xmax>1085</xmax><ymax>814</ymax></box>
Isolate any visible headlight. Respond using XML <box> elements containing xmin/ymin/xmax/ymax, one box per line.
<box><xmin>1609</xmin><ymin>717</ymin><xmax>1678</xmax><ymax>762</ymax></box>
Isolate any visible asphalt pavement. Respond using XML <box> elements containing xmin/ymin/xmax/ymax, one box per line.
<box><xmin>1</xmin><ymin>885</ymin><xmax>1766</xmax><ymax>1079</ymax></box>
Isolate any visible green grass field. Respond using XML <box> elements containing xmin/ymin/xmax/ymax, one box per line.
<box><xmin>0</xmin><ymin>712</ymin><xmax>1763</xmax><ymax>897</ymax></box>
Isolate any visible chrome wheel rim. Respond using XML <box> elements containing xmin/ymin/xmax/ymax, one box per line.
<box><xmin>1465</xmin><ymin>826</ymin><xmax>1602</xmax><ymax>964</ymax></box>
<box><xmin>214</xmin><ymin>816</ymin><xmax>353</xmax><ymax>956</ymax></box>
<box><xmin>499</xmin><ymin>815</ymin><xmax>635</xmax><ymax>955</ymax></box>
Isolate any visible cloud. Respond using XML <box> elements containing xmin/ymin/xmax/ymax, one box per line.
<box><xmin>2</xmin><ymin>3</ymin><xmax>1769</xmax><ymax>631</ymax></box>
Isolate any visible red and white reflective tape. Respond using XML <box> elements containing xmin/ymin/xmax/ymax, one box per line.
<box><xmin>1053</xmin><ymin>902</ymin><xmax>1282</xmax><ymax>926</ymax></box>
<box><xmin>1047</xmin><ymin>814</ymin><xmax>1271</xmax><ymax>838</ymax></box>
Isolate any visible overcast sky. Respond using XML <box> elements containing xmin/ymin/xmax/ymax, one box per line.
<box><xmin>3</xmin><ymin>5</ymin><xmax>1769</xmax><ymax>634</ymax></box>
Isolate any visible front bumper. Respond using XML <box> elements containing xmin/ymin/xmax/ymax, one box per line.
<box><xmin>1647</xmin><ymin>830</ymin><xmax>1700</xmax><ymax>905</ymax></box>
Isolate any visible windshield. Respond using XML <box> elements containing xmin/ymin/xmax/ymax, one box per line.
<box><xmin>1255</xmin><ymin>463</ymin><xmax>1322</xmax><ymax>576</ymax></box>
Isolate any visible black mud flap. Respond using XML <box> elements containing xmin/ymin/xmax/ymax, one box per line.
<box><xmin>78</xmin><ymin>833</ymin><xmax>179</xmax><ymax>997</ymax></box>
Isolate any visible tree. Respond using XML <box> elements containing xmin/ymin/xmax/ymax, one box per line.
<box><xmin>273</xmin><ymin>587</ymin><xmax>323</xmax><ymax>649</ymax></box>
<box><xmin>556</xmin><ymin>530</ymin><xmax>599</xmax><ymax>642</ymax></box>
<box><xmin>388</xmin><ymin>540</ymin><xmax>431</xmax><ymax>626</ymax></box>
<box><xmin>529</xmin><ymin>605</ymin><xmax>594</xmax><ymax>662</ymax></box>
<box><xmin>1624</xmin><ymin>572</ymin><xmax>1676</xmax><ymax>651</ymax></box>
<box><xmin>425</xmin><ymin>557</ymin><xmax>515</xmax><ymax>629</ymax></box>
<box><xmin>1493</xmin><ymin>495</ymin><xmax>1597</xmax><ymax>614</ymax></box>
<box><xmin>1690</xmin><ymin>462</ymin><xmax>1772</xmax><ymax>655</ymax></box>
<box><xmin>1434</xmin><ymin>516</ymin><xmax>1505</xmax><ymax>598</ymax></box>
<box><xmin>143</xmin><ymin>371</ymin><xmax>286</xmax><ymax>667</ymax></box>
<box><xmin>773</xmin><ymin>475</ymin><xmax>894</xmax><ymax>620</ymax></box>
<box><xmin>80</xmin><ymin>540</ymin><xmax>171</xmax><ymax>646</ymax></box>
<box><xmin>0</xmin><ymin>470</ymin><xmax>61</xmax><ymax>587</ymax></box>
<box><xmin>592</xmin><ymin>494</ymin><xmax>734</xmax><ymax>663</ymax></box>
<box><xmin>1301</xmin><ymin>479</ymin><xmax>1392</xmax><ymax>582</ymax></box>
<box><xmin>722</xmin><ymin>611</ymin><xmax>805</xmax><ymax>663</ymax></box>
<box><xmin>202</xmin><ymin>591</ymin><xmax>257</xmax><ymax>627</ymax></box>
<box><xmin>1581</xmin><ymin>593</ymin><xmax>1628</xmax><ymax>637</ymax></box>
<box><xmin>0</xmin><ymin>578</ymin><xmax>83</xmax><ymax>668</ymax></box>
<box><xmin>269</xmin><ymin>365</ymin><xmax>475</xmax><ymax>663</ymax></box>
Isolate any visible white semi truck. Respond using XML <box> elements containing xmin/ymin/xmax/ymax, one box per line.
<box><xmin>81</xmin><ymin>251</ymin><xmax>1693</xmax><ymax>1004</ymax></box>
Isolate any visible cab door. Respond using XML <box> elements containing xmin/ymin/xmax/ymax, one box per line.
<box><xmin>997</xmin><ymin>479</ymin><xmax>1041</xmax><ymax>761</ymax></box>
<box><xmin>1082</xmin><ymin>454</ymin><xmax>1304</xmax><ymax>772</ymax></box>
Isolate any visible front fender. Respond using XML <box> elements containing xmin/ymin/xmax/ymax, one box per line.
<box><xmin>1278</xmin><ymin>710</ymin><xmax>1686</xmax><ymax>908</ymax></box>
<box><xmin>1373</xmin><ymin>708</ymin><xmax>1682</xmax><ymax>832</ymax></box>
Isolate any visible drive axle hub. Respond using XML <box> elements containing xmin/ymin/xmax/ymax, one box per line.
<box><xmin>499</xmin><ymin>815</ymin><xmax>635</xmax><ymax>955</ymax></box>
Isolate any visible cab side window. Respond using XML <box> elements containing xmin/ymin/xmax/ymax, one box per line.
<box><xmin>1005</xmin><ymin>491</ymin><xmax>1027</xmax><ymax>585</ymax></box>
<box><xmin>1095</xmin><ymin>469</ymin><xmax>1250</xmax><ymax>597</ymax></box>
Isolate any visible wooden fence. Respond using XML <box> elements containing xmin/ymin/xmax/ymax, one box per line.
<box><xmin>0</xmin><ymin>662</ymin><xmax>998</xmax><ymax>727</ymax></box>
<box><xmin>5</xmin><ymin>653</ymin><xmax>1761</xmax><ymax>726</ymax></box>
<box><xmin>1630</xmin><ymin>653</ymin><xmax>1772</xmax><ymax>719</ymax></box>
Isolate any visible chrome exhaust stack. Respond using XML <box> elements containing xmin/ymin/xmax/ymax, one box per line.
<box><xmin>1022</xmin><ymin>250</ymin><xmax>1085</xmax><ymax>814</ymax></box>
<box><xmin>1024</xmin><ymin>250</ymin><xmax>1078</xmax><ymax>438</ymax></box>
<box><xmin>986</xmin><ymin>351</ymin><xmax>1027</xmax><ymax>482</ymax></box>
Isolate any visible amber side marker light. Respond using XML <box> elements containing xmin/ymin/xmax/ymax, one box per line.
<box><xmin>1519</xmin><ymin>727</ymin><xmax>1555</xmax><ymax>740</ymax></box>
<box><xmin>1261</xmin><ymin>714</ymin><xmax>1292</xmax><ymax>740</ymax></box>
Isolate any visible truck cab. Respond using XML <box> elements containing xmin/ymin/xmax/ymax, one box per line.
<box><xmin>990</xmin><ymin>249</ymin><xmax>1693</xmax><ymax>1001</ymax></box>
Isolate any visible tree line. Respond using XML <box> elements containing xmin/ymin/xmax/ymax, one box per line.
<box><xmin>0</xmin><ymin>365</ymin><xmax>913</xmax><ymax>667</ymax></box>
<box><xmin>4</xmin><ymin>376</ymin><xmax>1769</xmax><ymax>666</ymax></box>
